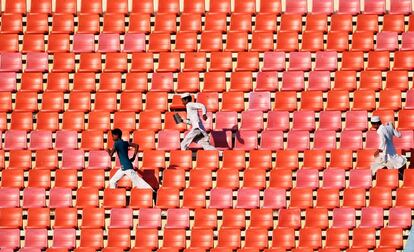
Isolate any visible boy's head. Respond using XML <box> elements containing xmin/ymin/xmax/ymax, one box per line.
<box><xmin>370</xmin><ymin>116</ymin><xmax>381</xmax><ymax>130</ymax></box>
<box><xmin>111</xmin><ymin>128</ymin><xmax>122</xmax><ymax>141</ymax></box>
<box><xmin>181</xmin><ymin>93</ymin><xmax>192</xmax><ymax>105</ymax></box>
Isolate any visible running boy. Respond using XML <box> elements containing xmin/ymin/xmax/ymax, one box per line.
<box><xmin>107</xmin><ymin>128</ymin><xmax>154</xmax><ymax>189</ymax></box>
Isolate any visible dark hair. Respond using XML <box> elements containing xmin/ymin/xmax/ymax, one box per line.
<box><xmin>182</xmin><ymin>96</ymin><xmax>192</xmax><ymax>103</ymax></box>
<box><xmin>111</xmin><ymin>128</ymin><xmax>122</xmax><ymax>137</ymax></box>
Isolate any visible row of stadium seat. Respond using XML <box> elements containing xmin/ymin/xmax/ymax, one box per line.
<box><xmin>0</xmin><ymin>148</ymin><xmax>410</xmax><ymax>171</ymax></box>
<box><xmin>0</xmin><ymin>226</ymin><xmax>406</xmax><ymax>251</ymax></box>
<box><xmin>1</xmin><ymin>186</ymin><xmax>414</xmax><ymax>209</ymax></box>
<box><xmin>3</xmin><ymin>31</ymin><xmax>414</xmax><ymax>52</ymax></box>
<box><xmin>1</xmin><ymin>165</ymin><xmax>414</xmax><ymax>190</ymax></box>
<box><xmin>0</xmin><ymin>0</ymin><xmax>411</xmax><ymax>16</ymax></box>
<box><xmin>3</xmin><ymin>110</ymin><xmax>414</xmax><ymax>132</ymax></box>
<box><xmin>1</xmin><ymin>128</ymin><xmax>413</xmax><ymax>151</ymax></box>
<box><xmin>4</xmin><ymin>50</ymin><xmax>414</xmax><ymax>73</ymax></box>
<box><xmin>1</xmin><ymin>205</ymin><xmax>413</xmax><ymax>230</ymax></box>
<box><xmin>4</xmin><ymin>13</ymin><xmax>414</xmax><ymax>35</ymax></box>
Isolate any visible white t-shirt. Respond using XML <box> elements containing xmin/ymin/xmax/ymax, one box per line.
<box><xmin>185</xmin><ymin>102</ymin><xmax>207</xmax><ymax>130</ymax></box>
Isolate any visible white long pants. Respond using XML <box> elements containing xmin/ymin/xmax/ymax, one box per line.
<box><xmin>109</xmin><ymin>169</ymin><xmax>153</xmax><ymax>190</ymax></box>
<box><xmin>181</xmin><ymin>128</ymin><xmax>215</xmax><ymax>150</ymax></box>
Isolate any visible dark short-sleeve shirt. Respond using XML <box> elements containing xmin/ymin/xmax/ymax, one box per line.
<box><xmin>114</xmin><ymin>140</ymin><xmax>133</xmax><ymax>170</ymax></box>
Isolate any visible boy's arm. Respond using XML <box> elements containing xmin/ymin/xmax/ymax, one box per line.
<box><xmin>106</xmin><ymin>147</ymin><xmax>116</xmax><ymax>157</ymax></box>
<box><xmin>129</xmin><ymin>142</ymin><xmax>139</xmax><ymax>162</ymax></box>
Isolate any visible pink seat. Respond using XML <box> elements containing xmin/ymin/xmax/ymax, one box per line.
<box><xmin>234</xmin><ymin>131</ymin><xmax>258</xmax><ymax>150</ymax></box>
<box><xmin>215</xmin><ymin>112</ymin><xmax>238</xmax><ymax>131</ymax></box>
<box><xmin>344</xmin><ymin>111</ymin><xmax>368</xmax><ymax>131</ymax></box>
<box><xmin>255</xmin><ymin>72</ymin><xmax>278</xmax><ymax>92</ymax></box>
<box><xmin>260</xmin><ymin>130</ymin><xmax>284</xmax><ymax>151</ymax></box>
<box><xmin>364</xmin><ymin>0</ymin><xmax>385</xmax><ymax>14</ymax></box>
<box><xmin>55</xmin><ymin>130</ymin><xmax>78</xmax><ymax>150</ymax></box>
<box><xmin>0</xmin><ymin>188</ymin><xmax>20</xmax><ymax>208</ymax></box>
<box><xmin>340</xmin><ymin>131</ymin><xmax>362</xmax><ymax>150</ymax></box>
<box><xmin>263</xmin><ymin>188</ymin><xmax>286</xmax><ymax>209</ymax></box>
<box><xmin>109</xmin><ymin>208</ymin><xmax>133</xmax><ymax>229</ymax></box>
<box><xmin>49</xmin><ymin>187</ymin><xmax>72</xmax><ymax>208</ymax></box>
<box><xmin>29</xmin><ymin>130</ymin><xmax>53</xmax><ymax>150</ymax></box>
<box><xmin>292</xmin><ymin>111</ymin><xmax>315</xmax><ymax>131</ymax></box>
<box><xmin>267</xmin><ymin>111</ymin><xmax>290</xmax><ymax>131</ymax></box>
<box><xmin>0</xmin><ymin>73</ymin><xmax>16</xmax><ymax>92</ymax></box>
<box><xmin>393</xmin><ymin>130</ymin><xmax>414</xmax><ymax>151</ymax></box>
<box><xmin>287</xmin><ymin>130</ymin><xmax>309</xmax><ymax>151</ymax></box>
<box><xmin>4</xmin><ymin>130</ymin><xmax>27</xmax><ymax>150</ymax></box>
<box><xmin>376</xmin><ymin>32</ymin><xmax>398</xmax><ymax>51</ymax></box>
<box><xmin>388</xmin><ymin>207</ymin><xmax>412</xmax><ymax>229</ymax></box>
<box><xmin>401</xmin><ymin>32</ymin><xmax>414</xmax><ymax>50</ymax></box>
<box><xmin>285</xmin><ymin>0</ymin><xmax>307</xmax><ymax>15</ymax></box>
<box><xmin>308</xmin><ymin>71</ymin><xmax>331</xmax><ymax>91</ymax></box>
<box><xmin>338</xmin><ymin>0</ymin><xmax>360</xmax><ymax>15</ymax></box>
<box><xmin>262</xmin><ymin>52</ymin><xmax>285</xmax><ymax>72</ymax></box>
<box><xmin>390</xmin><ymin>0</ymin><xmax>412</xmax><ymax>14</ymax></box>
<box><xmin>98</xmin><ymin>33</ymin><xmax>120</xmax><ymax>52</ymax></box>
<box><xmin>210</xmin><ymin>188</ymin><xmax>233</xmax><ymax>209</ymax></box>
<box><xmin>0</xmin><ymin>229</ymin><xmax>20</xmax><ymax>250</ymax></box>
<box><xmin>314</xmin><ymin>51</ymin><xmax>337</xmax><ymax>71</ymax></box>
<box><xmin>313</xmin><ymin>130</ymin><xmax>337</xmax><ymax>150</ymax></box>
<box><xmin>236</xmin><ymin>188</ymin><xmax>260</xmax><ymax>209</ymax></box>
<box><xmin>281</xmin><ymin>71</ymin><xmax>304</xmax><ymax>91</ymax></box>
<box><xmin>62</xmin><ymin>150</ymin><xmax>84</xmax><ymax>170</ymax></box>
<box><xmin>359</xmin><ymin>207</ymin><xmax>384</xmax><ymax>229</ymax></box>
<box><xmin>349</xmin><ymin>169</ymin><xmax>372</xmax><ymax>189</ymax></box>
<box><xmin>0</xmin><ymin>52</ymin><xmax>22</xmax><ymax>72</ymax></box>
<box><xmin>332</xmin><ymin>208</ymin><xmax>355</xmax><ymax>229</ymax></box>
<box><xmin>319</xmin><ymin>111</ymin><xmax>342</xmax><ymax>131</ymax></box>
<box><xmin>248</xmin><ymin>92</ymin><xmax>271</xmax><ymax>112</ymax></box>
<box><xmin>123</xmin><ymin>33</ymin><xmax>145</xmax><ymax>52</ymax></box>
<box><xmin>312</xmin><ymin>0</ymin><xmax>333</xmax><ymax>14</ymax></box>
<box><xmin>137</xmin><ymin>208</ymin><xmax>161</xmax><ymax>228</ymax></box>
<box><xmin>296</xmin><ymin>169</ymin><xmax>319</xmax><ymax>189</ymax></box>
<box><xmin>25</xmin><ymin>228</ymin><xmax>48</xmax><ymax>249</ymax></box>
<box><xmin>158</xmin><ymin>130</ymin><xmax>181</xmax><ymax>151</ymax></box>
<box><xmin>25</xmin><ymin>52</ymin><xmax>48</xmax><ymax>72</ymax></box>
<box><xmin>240</xmin><ymin>111</ymin><xmax>264</xmax><ymax>131</ymax></box>
<box><xmin>289</xmin><ymin>52</ymin><xmax>311</xmax><ymax>71</ymax></box>
<box><xmin>73</xmin><ymin>33</ymin><xmax>95</xmax><ymax>53</ymax></box>
<box><xmin>52</xmin><ymin>229</ymin><xmax>76</xmax><ymax>249</ymax></box>
<box><xmin>165</xmin><ymin>208</ymin><xmax>190</xmax><ymax>229</ymax></box>
<box><xmin>23</xmin><ymin>187</ymin><xmax>46</xmax><ymax>208</ymax></box>
<box><xmin>322</xmin><ymin>169</ymin><xmax>346</xmax><ymax>189</ymax></box>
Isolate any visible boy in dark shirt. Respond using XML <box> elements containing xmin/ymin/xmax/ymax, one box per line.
<box><xmin>107</xmin><ymin>129</ymin><xmax>153</xmax><ymax>190</ymax></box>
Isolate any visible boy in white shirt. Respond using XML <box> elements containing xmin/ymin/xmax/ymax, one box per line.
<box><xmin>178</xmin><ymin>93</ymin><xmax>215</xmax><ymax>150</ymax></box>
<box><xmin>370</xmin><ymin>116</ymin><xmax>407</xmax><ymax>179</ymax></box>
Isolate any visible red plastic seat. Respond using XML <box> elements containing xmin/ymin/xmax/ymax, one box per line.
<box><xmin>148</xmin><ymin>33</ymin><xmax>171</xmax><ymax>52</ymax></box>
<box><xmin>0</xmin><ymin>34</ymin><xmax>18</xmax><ymax>52</ymax></box>
<box><xmin>383</xmin><ymin>14</ymin><xmax>405</xmax><ymax>33</ymax></box>
<box><xmin>1</xmin><ymin>169</ymin><xmax>24</xmax><ymax>188</ymax></box>
<box><xmin>393</xmin><ymin>51</ymin><xmax>414</xmax><ymax>70</ymax></box>
<box><xmin>183</xmin><ymin>0</ymin><xmax>205</xmax><ymax>13</ymax></box>
<box><xmin>10</xmin><ymin>112</ymin><xmax>33</xmax><ymax>131</ymax></box>
<box><xmin>156</xmin><ymin>188</ymin><xmax>180</xmax><ymax>209</ymax></box>
<box><xmin>379</xmin><ymin>227</ymin><xmax>403</xmax><ymax>249</ymax></box>
<box><xmin>369</xmin><ymin>187</ymin><xmax>392</xmax><ymax>209</ymax></box>
<box><xmin>102</xmin><ymin>14</ymin><xmax>125</xmax><ymax>34</ymax></box>
<box><xmin>316</xmin><ymin>188</ymin><xmax>340</xmax><ymax>209</ymax></box>
<box><xmin>326</xmin><ymin>90</ymin><xmax>349</xmax><ymax>111</ymax></box>
<box><xmin>55</xmin><ymin>0</ymin><xmax>77</xmax><ymax>14</ymax></box>
<box><xmin>51</xmin><ymin>14</ymin><xmax>74</xmax><ymax>34</ymax></box>
<box><xmin>326</xmin><ymin>31</ymin><xmax>349</xmax><ymax>52</ymax></box>
<box><xmin>229</xmin><ymin>13</ymin><xmax>252</xmax><ymax>32</ymax></box>
<box><xmin>28</xmin><ymin>169</ymin><xmax>50</xmax><ymax>189</ymax></box>
<box><xmin>0</xmin><ymin>14</ymin><xmax>23</xmax><ymax>34</ymax></box>
<box><xmin>276</xmin><ymin>31</ymin><xmax>298</xmax><ymax>52</ymax></box>
<box><xmin>128</xmin><ymin>13</ymin><xmax>151</xmax><ymax>34</ymax></box>
<box><xmin>279</xmin><ymin>13</ymin><xmax>302</xmax><ymax>31</ymax></box>
<box><xmin>26</xmin><ymin>13</ymin><xmax>49</xmax><ymax>34</ymax></box>
<box><xmin>351</xmin><ymin>227</ymin><xmax>376</xmax><ymax>249</ymax></box>
<box><xmin>353</xmin><ymin>90</ymin><xmax>376</xmax><ymax>111</ymax></box>
<box><xmin>395</xmin><ymin>187</ymin><xmax>414</xmax><ymax>208</ymax></box>
<box><xmin>366</xmin><ymin>51</ymin><xmax>390</xmax><ymax>71</ymax></box>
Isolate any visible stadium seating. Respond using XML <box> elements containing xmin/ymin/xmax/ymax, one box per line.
<box><xmin>0</xmin><ymin>0</ymin><xmax>413</xmax><ymax>250</ymax></box>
